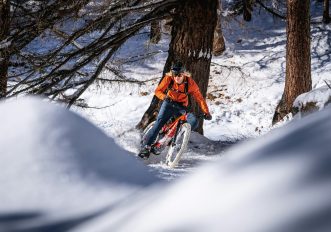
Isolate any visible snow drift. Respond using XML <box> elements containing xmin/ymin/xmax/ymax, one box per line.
<box><xmin>77</xmin><ymin>106</ymin><xmax>331</xmax><ymax>232</ymax></box>
<box><xmin>1</xmin><ymin>98</ymin><xmax>331</xmax><ymax>232</ymax></box>
<box><xmin>0</xmin><ymin>97</ymin><xmax>159</xmax><ymax>230</ymax></box>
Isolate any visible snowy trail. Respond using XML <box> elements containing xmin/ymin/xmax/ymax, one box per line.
<box><xmin>76</xmin><ymin>95</ymin><xmax>239</xmax><ymax>180</ymax></box>
<box><xmin>86</xmin><ymin>117</ymin><xmax>237</xmax><ymax>180</ymax></box>
<box><xmin>142</xmin><ymin>132</ymin><xmax>237</xmax><ymax>180</ymax></box>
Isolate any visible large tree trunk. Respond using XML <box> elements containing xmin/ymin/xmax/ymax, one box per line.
<box><xmin>213</xmin><ymin>0</ymin><xmax>226</xmax><ymax>56</ymax></box>
<box><xmin>0</xmin><ymin>0</ymin><xmax>10</xmax><ymax>98</ymax></box>
<box><xmin>137</xmin><ymin>0</ymin><xmax>217</xmax><ymax>134</ymax></box>
<box><xmin>323</xmin><ymin>0</ymin><xmax>330</xmax><ymax>24</ymax></box>
<box><xmin>272</xmin><ymin>0</ymin><xmax>312</xmax><ymax>125</ymax></box>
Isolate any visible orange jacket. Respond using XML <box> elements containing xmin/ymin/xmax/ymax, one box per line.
<box><xmin>155</xmin><ymin>72</ymin><xmax>210</xmax><ymax>114</ymax></box>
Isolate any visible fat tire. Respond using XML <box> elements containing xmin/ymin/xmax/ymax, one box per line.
<box><xmin>166</xmin><ymin>122</ymin><xmax>191</xmax><ymax>168</ymax></box>
<box><xmin>141</xmin><ymin>121</ymin><xmax>156</xmax><ymax>146</ymax></box>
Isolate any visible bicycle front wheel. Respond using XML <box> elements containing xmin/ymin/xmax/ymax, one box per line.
<box><xmin>166</xmin><ymin>122</ymin><xmax>191</xmax><ymax>168</ymax></box>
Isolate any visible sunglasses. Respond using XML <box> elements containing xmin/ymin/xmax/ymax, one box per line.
<box><xmin>172</xmin><ymin>69</ymin><xmax>182</xmax><ymax>76</ymax></box>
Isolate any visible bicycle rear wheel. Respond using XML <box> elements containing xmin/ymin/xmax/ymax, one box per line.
<box><xmin>141</xmin><ymin>121</ymin><xmax>156</xmax><ymax>145</ymax></box>
<box><xmin>166</xmin><ymin>122</ymin><xmax>191</xmax><ymax>168</ymax></box>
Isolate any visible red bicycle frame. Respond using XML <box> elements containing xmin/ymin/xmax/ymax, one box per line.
<box><xmin>153</xmin><ymin>113</ymin><xmax>188</xmax><ymax>150</ymax></box>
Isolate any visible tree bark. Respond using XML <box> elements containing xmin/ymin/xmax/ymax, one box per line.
<box><xmin>323</xmin><ymin>0</ymin><xmax>330</xmax><ymax>24</ymax></box>
<box><xmin>213</xmin><ymin>0</ymin><xmax>226</xmax><ymax>56</ymax></box>
<box><xmin>243</xmin><ymin>0</ymin><xmax>253</xmax><ymax>21</ymax></box>
<box><xmin>150</xmin><ymin>20</ymin><xmax>161</xmax><ymax>43</ymax></box>
<box><xmin>0</xmin><ymin>0</ymin><xmax>10</xmax><ymax>98</ymax></box>
<box><xmin>137</xmin><ymin>0</ymin><xmax>218</xmax><ymax>134</ymax></box>
<box><xmin>272</xmin><ymin>0</ymin><xmax>312</xmax><ymax>124</ymax></box>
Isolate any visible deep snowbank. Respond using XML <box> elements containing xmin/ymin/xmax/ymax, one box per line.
<box><xmin>0</xmin><ymin>97</ymin><xmax>158</xmax><ymax>217</ymax></box>
<box><xmin>77</xmin><ymin>106</ymin><xmax>331</xmax><ymax>232</ymax></box>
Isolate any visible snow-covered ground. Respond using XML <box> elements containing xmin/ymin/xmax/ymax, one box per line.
<box><xmin>1</xmin><ymin>3</ymin><xmax>331</xmax><ymax>232</ymax></box>
<box><xmin>1</xmin><ymin>96</ymin><xmax>330</xmax><ymax>232</ymax></box>
<box><xmin>74</xmin><ymin>104</ymin><xmax>331</xmax><ymax>232</ymax></box>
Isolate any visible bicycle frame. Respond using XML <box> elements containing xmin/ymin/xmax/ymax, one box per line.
<box><xmin>153</xmin><ymin>113</ymin><xmax>188</xmax><ymax>150</ymax></box>
<box><xmin>141</xmin><ymin>111</ymin><xmax>204</xmax><ymax>166</ymax></box>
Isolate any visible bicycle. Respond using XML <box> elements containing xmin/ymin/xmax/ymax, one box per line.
<box><xmin>140</xmin><ymin>111</ymin><xmax>200</xmax><ymax>168</ymax></box>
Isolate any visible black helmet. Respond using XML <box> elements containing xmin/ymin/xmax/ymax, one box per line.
<box><xmin>171</xmin><ymin>60</ymin><xmax>184</xmax><ymax>75</ymax></box>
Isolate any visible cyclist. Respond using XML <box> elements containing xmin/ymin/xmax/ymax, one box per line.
<box><xmin>139</xmin><ymin>61</ymin><xmax>212</xmax><ymax>159</ymax></box>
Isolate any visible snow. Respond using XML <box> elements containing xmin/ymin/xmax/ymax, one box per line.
<box><xmin>294</xmin><ymin>85</ymin><xmax>331</xmax><ymax>110</ymax></box>
<box><xmin>74</xmin><ymin>105</ymin><xmax>331</xmax><ymax>232</ymax></box>
<box><xmin>1</xmin><ymin>2</ymin><xmax>331</xmax><ymax>232</ymax></box>
<box><xmin>0</xmin><ymin>39</ymin><xmax>11</xmax><ymax>49</ymax></box>
<box><xmin>2</xmin><ymin>98</ymin><xmax>331</xmax><ymax>231</ymax></box>
<box><xmin>0</xmin><ymin>98</ymin><xmax>158</xmax><ymax>219</ymax></box>
<box><xmin>197</xmin><ymin>49</ymin><xmax>212</xmax><ymax>59</ymax></box>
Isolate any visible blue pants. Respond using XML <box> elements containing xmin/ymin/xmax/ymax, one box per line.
<box><xmin>143</xmin><ymin>100</ymin><xmax>198</xmax><ymax>146</ymax></box>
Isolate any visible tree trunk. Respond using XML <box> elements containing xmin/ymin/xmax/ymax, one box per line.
<box><xmin>243</xmin><ymin>0</ymin><xmax>252</xmax><ymax>21</ymax></box>
<box><xmin>272</xmin><ymin>0</ymin><xmax>311</xmax><ymax>125</ymax></box>
<box><xmin>323</xmin><ymin>0</ymin><xmax>330</xmax><ymax>24</ymax></box>
<box><xmin>0</xmin><ymin>0</ymin><xmax>10</xmax><ymax>98</ymax></box>
<box><xmin>213</xmin><ymin>0</ymin><xmax>226</xmax><ymax>56</ymax></box>
<box><xmin>136</xmin><ymin>0</ymin><xmax>218</xmax><ymax>134</ymax></box>
<box><xmin>150</xmin><ymin>20</ymin><xmax>161</xmax><ymax>43</ymax></box>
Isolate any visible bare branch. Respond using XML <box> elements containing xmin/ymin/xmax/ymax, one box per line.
<box><xmin>325</xmin><ymin>80</ymin><xmax>331</xmax><ymax>89</ymax></box>
<box><xmin>256</xmin><ymin>0</ymin><xmax>286</xmax><ymax>20</ymax></box>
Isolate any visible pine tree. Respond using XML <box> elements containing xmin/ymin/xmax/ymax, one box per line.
<box><xmin>272</xmin><ymin>0</ymin><xmax>312</xmax><ymax>124</ymax></box>
<box><xmin>137</xmin><ymin>0</ymin><xmax>218</xmax><ymax>134</ymax></box>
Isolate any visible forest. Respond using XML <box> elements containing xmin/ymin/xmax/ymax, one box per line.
<box><xmin>0</xmin><ymin>1</ymin><xmax>331</xmax><ymax>232</ymax></box>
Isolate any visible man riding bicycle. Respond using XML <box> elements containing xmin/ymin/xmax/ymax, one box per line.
<box><xmin>139</xmin><ymin>61</ymin><xmax>212</xmax><ymax>159</ymax></box>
